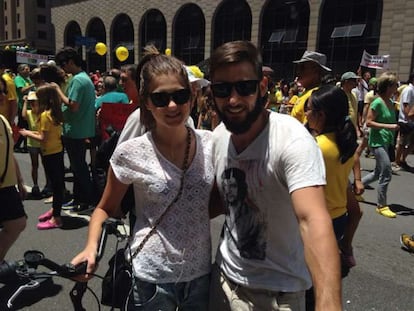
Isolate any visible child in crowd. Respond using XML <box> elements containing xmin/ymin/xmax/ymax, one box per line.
<box><xmin>21</xmin><ymin>91</ymin><xmax>42</xmax><ymax>197</ymax></box>
<box><xmin>20</xmin><ymin>84</ymin><xmax>65</xmax><ymax>230</ymax></box>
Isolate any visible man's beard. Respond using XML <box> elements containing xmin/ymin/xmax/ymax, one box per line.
<box><xmin>214</xmin><ymin>95</ymin><xmax>265</xmax><ymax>135</ymax></box>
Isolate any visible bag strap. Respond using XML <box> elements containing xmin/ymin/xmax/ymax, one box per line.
<box><xmin>0</xmin><ymin>117</ymin><xmax>10</xmax><ymax>185</ymax></box>
<box><xmin>130</xmin><ymin>126</ymin><xmax>192</xmax><ymax>259</ymax></box>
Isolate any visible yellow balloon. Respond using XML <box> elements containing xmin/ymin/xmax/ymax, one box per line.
<box><xmin>116</xmin><ymin>46</ymin><xmax>129</xmax><ymax>62</ymax></box>
<box><xmin>165</xmin><ymin>48</ymin><xmax>171</xmax><ymax>56</ymax></box>
<box><xmin>5</xmin><ymin>45</ymin><xmax>10</xmax><ymax>50</ymax></box>
<box><xmin>95</xmin><ymin>42</ymin><xmax>107</xmax><ymax>56</ymax></box>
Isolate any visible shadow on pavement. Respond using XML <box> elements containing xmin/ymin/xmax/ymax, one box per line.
<box><xmin>390</xmin><ymin>204</ymin><xmax>414</xmax><ymax>216</ymax></box>
<box><xmin>61</xmin><ymin>215</ymin><xmax>89</xmax><ymax>230</ymax></box>
<box><xmin>0</xmin><ymin>278</ymin><xmax>62</xmax><ymax>310</ymax></box>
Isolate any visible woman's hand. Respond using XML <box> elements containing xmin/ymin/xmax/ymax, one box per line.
<box><xmin>19</xmin><ymin>128</ymin><xmax>29</xmax><ymax>137</ymax></box>
<box><xmin>353</xmin><ymin>180</ymin><xmax>364</xmax><ymax>195</ymax></box>
<box><xmin>71</xmin><ymin>247</ymin><xmax>98</xmax><ymax>282</ymax></box>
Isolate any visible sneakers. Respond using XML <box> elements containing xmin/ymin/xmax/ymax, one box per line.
<box><xmin>62</xmin><ymin>199</ymin><xmax>77</xmax><ymax>210</ymax></box>
<box><xmin>38</xmin><ymin>210</ymin><xmax>53</xmax><ymax>222</ymax></box>
<box><xmin>43</xmin><ymin>196</ymin><xmax>53</xmax><ymax>204</ymax></box>
<box><xmin>71</xmin><ymin>203</ymin><xmax>95</xmax><ymax>214</ymax></box>
<box><xmin>376</xmin><ymin>206</ymin><xmax>396</xmax><ymax>218</ymax></box>
<box><xmin>37</xmin><ymin>219</ymin><xmax>62</xmax><ymax>230</ymax></box>
<box><xmin>400</xmin><ymin>234</ymin><xmax>414</xmax><ymax>252</ymax></box>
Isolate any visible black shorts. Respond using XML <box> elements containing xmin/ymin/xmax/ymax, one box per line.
<box><xmin>0</xmin><ymin>186</ymin><xmax>26</xmax><ymax>222</ymax></box>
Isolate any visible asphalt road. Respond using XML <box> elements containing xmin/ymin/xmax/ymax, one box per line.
<box><xmin>1</xmin><ymin>151</ymin><xmax>413</xmax><ymax>310</ymax></box>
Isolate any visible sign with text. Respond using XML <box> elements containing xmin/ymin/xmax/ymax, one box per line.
<box><xmin>360</xmin><ymin>50</ymin><xmax>390</xmax><ymax>70</ymax></box>
<box><xmin>16</xmin><ymin>51</ymin><xmax>48</xmax><ymax>66</ymax></box>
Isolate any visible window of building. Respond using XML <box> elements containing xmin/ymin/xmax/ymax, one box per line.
<box><xmin>173</xmin><ymin>3</ymin><xmax>205</xmax><ymax>65</ymax></box>
<box><xmin>260</xmin><ymin>0</ymin><xmax>310</xmax><ymax>80</ymax></box>
<box><xmin>16</xmin><ymin>0</ymin><xmax>20</xmax><ymax>7</ymax></box>
<box><xmin>37</xmin><ymin>15</ymin><xmax>46</xmax><ymax>24</ymax></box>
<box><xmin>38</xmin><ymin>30</ymin><xmax>47</xmax><ymax>39</ymax></box>
<box><xmin>318</xmin><ymin>0</ymin><xmax>382</xmax><ymax>74</ymax></box>
<box><xmin>139</xmin><ymin>9</ymin><xmax>166</xmax><ymax>59</ymax></box>
<box><xmin>213</xmin><ymin>0</ymin><xmax>252</xmax><ymax>49</ymax></box>
<box><xmin>18</xmin><ymin>29</ymin><xmax>21</xmax><ymax>38</ymax></box>
<box><xmin>17</xmin><ymin>13</ymin><xmax>20</xmax><ymax>23</ymax></box>
<box><xmin>5</xmin><ymin>32</ymin><xmax>8</xmax><ymax>40</ymax></box>
<box><xmin>37</xmin><ymin>0</ymin><xmax>46</xmax><ymax>8</ymax></box>
<box><xmin>5</xmin><ymin>16</ymin><xmax>7</xmax><ymax>25</ymax></box>
<box><xmin>4</xmin><ymin>2</ymin><xmax>7</xmax><ymax>10</ymax></box>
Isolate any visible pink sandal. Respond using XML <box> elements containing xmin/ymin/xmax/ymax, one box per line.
<box><xmin>37</xmin><ymin>219</ymin><xmax>62</xmax><ymax>230</ymax></box>
<box><xmin>38</xmin><ymin>210</ymin><xmax>53</xmax><ymax>222</ymax></box>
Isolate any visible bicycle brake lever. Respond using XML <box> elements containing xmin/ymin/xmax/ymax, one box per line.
<box><xmin>7</xmin><ymin>280</ymin><xmax>40</xmax><ymax>308</ymax></box>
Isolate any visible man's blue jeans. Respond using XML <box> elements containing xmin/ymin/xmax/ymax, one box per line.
<box><xmin>62</xmin><ymin>137</ymin><xmax>94</xmax><ymax>205</ymax></box>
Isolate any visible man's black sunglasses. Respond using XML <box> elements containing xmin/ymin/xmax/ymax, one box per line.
<box><xmin>149</xmin><ymin>88</ymin><xmax>191</xmax><ymax>107</ymax></box>
<box><xmin>211</xmin><ymin>80</ymin><xmax>258</xmax><ymax>98</ymax></box>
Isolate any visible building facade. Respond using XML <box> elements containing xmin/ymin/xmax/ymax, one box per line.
<box><xmin>2</xmin><ymin>0</ymin><xmax>413</xmax><ymax>81</ymax></box>
<box><xmin>0</xmin><ymin>0</ymin><xmax>54</xmax><ymax>54</ymax></box>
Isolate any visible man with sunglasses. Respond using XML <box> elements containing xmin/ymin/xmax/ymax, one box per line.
<box><xmin>209</xmin><ymin>41</ymin><xmax>341</xmax><ymax>311</ymax></box>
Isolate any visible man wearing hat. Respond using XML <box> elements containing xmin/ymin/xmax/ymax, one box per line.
<box><xmin>291</xmin><ymin>51</ymin><xmax>331</xmax><ymax>124</ymax></box>
<box><xmin>341</xmin><ymin>71</ymin><xmax>361</xmax><ymax>131</ymax></box>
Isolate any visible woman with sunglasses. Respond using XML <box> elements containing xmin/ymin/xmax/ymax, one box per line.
<box><xmin>71</xmin><ymin>47</ymin><xmax>215</xmax><ymax>310</ymax></box>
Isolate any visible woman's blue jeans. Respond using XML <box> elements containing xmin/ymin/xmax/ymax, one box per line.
<box><xmin>362</xmin><ymin>146</ymin><xmax>392</xmax><ymax>206</ymax></box>
<box><xmin>127</xmin><ymin>274</ymin><xmax>210</xmax><ymax>311</ymax></box>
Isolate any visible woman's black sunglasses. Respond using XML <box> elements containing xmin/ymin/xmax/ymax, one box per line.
<box><xmin>211</xmin><ymin>80</ymin><xmax>258</xmax><ymax>98</ymax></box>
<box><xmin>149</xmin><ymin>89</ymin><xmax>191</xmax><ymax>107</ymax></box>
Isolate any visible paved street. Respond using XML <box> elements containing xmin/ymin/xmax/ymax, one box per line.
<box><xmin>1</xmin><ymin>151</ymin><xmax>413</xmax><ymax>310</ymax></box>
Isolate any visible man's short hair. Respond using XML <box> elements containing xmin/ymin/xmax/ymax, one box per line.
<box><xmin>103</xmin><ymin>75</ymin><xmax>118</xmax><ymax>92</ymax></box>
<box><xmin>55</xmin><ymin>47</ymin><xmax>82</xmax><ymax>67</ymax></box>
<box><xmin>210</xmin><ymin>41</ymin><xmax>263</xmax><ymax>80</ymax></box>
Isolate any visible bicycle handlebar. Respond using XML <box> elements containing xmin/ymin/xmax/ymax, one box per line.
<box><xmin>1</xmin><ymin>217</ymin><xmax>128</xmax><ymax>310</ymax></box>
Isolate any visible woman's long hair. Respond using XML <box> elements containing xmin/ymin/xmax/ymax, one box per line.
<box><xmin>36</xmin><ymin>84</ymin><xmax>64</xmax><ymax>126</ymax></box>
<box><xmin>136</xmin><ymin>45</ymin><xmax>191</xmax><ymax>130</ymax></box>
<box><xmin>311</xmin><ymin>85</ymin><xmax>358</xmax><ymax>163</ymax></box>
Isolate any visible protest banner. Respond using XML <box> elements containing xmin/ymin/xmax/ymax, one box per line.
<box><xmin>360</xmin><ymin>50</ymin><xmax>390</xmax><ymax>70</ymax></box>
<box><xmin>16</xmin><ymin>51</ymin><xmax>49</xmax><ymax>66</ymax></box>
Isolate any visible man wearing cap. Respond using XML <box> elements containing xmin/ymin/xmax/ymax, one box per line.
<box><xmin>341</xmin><ymin>71</ymin><xmax>360</xmax><ymax>131</ymax></box>
<box><xmin>291</xmin><ymin>51</ymin><xmax>331</xmax><ymax>124</ymax></box>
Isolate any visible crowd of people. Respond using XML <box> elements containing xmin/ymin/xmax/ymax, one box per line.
<box><xmin>1</xmin><ymin>40</ymin><xmax>414</xmax><ymax>310</ymax></box>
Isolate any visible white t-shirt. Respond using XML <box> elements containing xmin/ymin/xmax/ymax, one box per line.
<box><xmin>213</xmin><ymin>112</ymin><xmax>326</xmax><ymax>292</ymax></box>
<box><xmin>399</xmin><ymin>83</ymin><xmax>414</xmax><ymax>123</ymax></box>
<box><xmin>110</xmin><ymin>129</ymin><xmax>214</xmax><ymax>283</ymax></box>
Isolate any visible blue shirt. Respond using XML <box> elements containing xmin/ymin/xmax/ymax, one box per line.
<box><xmin>95</xmin><ymin>91</ymin><xmax>129</xmax><ymax>109</ymax></box>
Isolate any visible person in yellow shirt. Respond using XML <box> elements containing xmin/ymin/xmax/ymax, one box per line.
<box><xmin>0</xmin><ymin>66</ymin><xmax>17</xmax><ymax>125</ymax></box>
<box><xmin>291</xmin><ymin>51</ymin><xmax>331</xmax><ymax>124</ymax></box>
<box><xmin>0</xmin><ymin>114</ymin><xmax>27</xmax><ymax>273</ymax></box>
<box><xmin>20</xmin><ymin>84</ymin><xmax>64</xmax><ymax>230</ymax></box>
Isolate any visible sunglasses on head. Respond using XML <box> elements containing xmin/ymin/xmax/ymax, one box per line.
<box><xmin>149</xmin><ymin>88</ymin><xmax>191</xmax><ymax>108</ymax></box>
<box><xmin>211</xmin><ymin>80</ymin><xmax>258</xmax><ymax>98</ymax></box>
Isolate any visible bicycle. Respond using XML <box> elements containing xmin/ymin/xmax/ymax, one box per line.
<box><xmin>0</xmin><ymin>218</ymin><xmax>129</xmax><ymax>310</ymax></box>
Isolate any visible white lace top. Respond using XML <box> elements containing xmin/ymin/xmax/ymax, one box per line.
<box><xmin>110</xmin><ymin>129</ymin><xmax>214</xmax><ymax>283</ymax></box>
